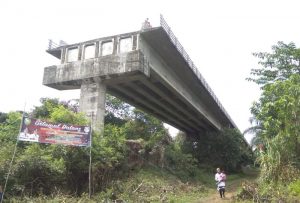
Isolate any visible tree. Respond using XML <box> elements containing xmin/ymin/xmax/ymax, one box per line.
<box><xmin>251</xmin><ymin>75</ymin><xmax>300</xmax><ymax>182</ymax></box>
<box><xmin>0</xmin><ymin>112</ymin><xmax>23</xmax><ymax>190</ymax></box>
<box><xmin>251</xmin><ymin>75</ymin><xmax>300</xmax><ymax>140</ymax></box>
<box><xmin>247</xmin><ymin>41</ymin><xmax>300</xmax><ymax>149</ymax></box>
<box><xmin>179</xmin><ymin>129</ymin><xmax>253</xmax><ymax>172</ymax></box>
<box><xmin>0</xmin><ymin>112</ymin><xmax>8</xmax><ymax>123</ymax></box>
<box><xmin>105</xmin><ymin>94</ymin><xmax>131</xmax><ymax>126</ymax></box>
<box><xmin>1</xmin><ymin>96</ymin><xmax>208</xmax><ymax>198</ymax></box>
<box><xmin>31</xmin><ymin>98</ymin><xmax>61</xmax><ymax>118</ymax></box>
<box><xmin>0</xmin><ymin>98</ymin><xmax>92</xmax><ymax>197</ymax></box>
<box><xmin>124</xmin><ymin>108</ymin><xmax>168</xmax><ymax>142</ymax></box>
<box><xmin>248</xmin><ymin>41</ymin><xmax>300</xmax><ymax>184</ymax></box>
<box><xmin>247</xmin><ymin>41</ymin><xmax>300</xmax><ymax>87</ymax></box>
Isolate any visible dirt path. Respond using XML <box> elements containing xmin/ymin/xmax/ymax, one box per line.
<box><xmin>195</xmin><ymin>176</ymin><xmax>252</xmax><ymax>203</ymax></box>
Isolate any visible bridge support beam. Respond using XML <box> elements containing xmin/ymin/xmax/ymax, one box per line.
<box><xmin>79</xmin><ymin>80</ymin><xmax>106</xmax><ymax>134</ymax></box>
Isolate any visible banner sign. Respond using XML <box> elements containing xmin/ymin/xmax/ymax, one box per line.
<box><xmin>18</xmin><ymin>117</ymin><xmax>91</xmax><ymax>147</ymax></box>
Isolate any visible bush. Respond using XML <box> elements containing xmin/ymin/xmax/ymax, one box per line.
<box><xmin>289</xmin><ymin>179</ymin><xmax>300</xmax><ymax>197</ymax></box>
<box><xmin>181</xmin><ymin>129</ymin><xmax>253</xmax><ymax>172</ymax></box>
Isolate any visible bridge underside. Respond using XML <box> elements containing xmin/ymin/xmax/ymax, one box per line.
<box><xmin>45</xmin><ymin>68</ymin><xmax>215</xmax><ymax>134</ymax></box>
<box><xmin>106</xmin><ymin>70</ymin><xmax>216</xmax><ymax>134</ymax></box>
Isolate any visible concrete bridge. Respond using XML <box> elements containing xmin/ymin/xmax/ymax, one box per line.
<box><xmin>43</xmin><ymin>16</ymin><xmax>237</xmax><ymax>135</ymax></box>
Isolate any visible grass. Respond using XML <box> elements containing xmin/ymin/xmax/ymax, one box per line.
<box><xmin>111</xmin><ymin>166</ymin><xmax>210</xmax><ymax>202</ymax></box>
<box><xmin>7</xmin><ymin>166</ymin><xmax>260</xmax><ymax>202</ymax></box>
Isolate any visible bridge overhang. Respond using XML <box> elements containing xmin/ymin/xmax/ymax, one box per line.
<box><xmin>43</xmin><ymin>26</ymin><xmax>236</xmax><ymax>135</ymax></box>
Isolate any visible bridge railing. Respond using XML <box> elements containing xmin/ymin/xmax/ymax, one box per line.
<box><xmin>160</xmin><ymin>15</ymin><xmax>237</xmax><ymax>128</ymax></box>
<box><xmin>48</xmin><ymin>39</ymin><xmax>60</xmax><ymax>50</ymax></box>
<box><xmin>47</xmin><ymin>39</ymin><xmax>68</xmax><ymax>50</ymax></box>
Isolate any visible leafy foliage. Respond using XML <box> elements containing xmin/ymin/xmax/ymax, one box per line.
<box><xmin>0</xmin><ymin>112</ymin><xmax>22</xmax><ymax>144</ymax></box>
<box><xmin>288</xmin><ymin>179</ymin><xmax>300</xmax><ymax>197</ymax></box>
<box><xmin>105</xmin><ymin>95</ymin><xmax>130</xmax><ymax>126</ymax></box>
<box><xmin>251</xmin><ymin>75</ymin><xmax>300</xmax><ymax>140</ymax></box>
<box><xmin>31</xmin><ymin>98</ymin><xmax>61</xmax><ymax>119</ymax></box>
<box><xmin>13</xmin><ymin>144</ymin><xmax>65</xmax><ymax>196</ymax></box>
<box><xmin>0</xmin><ymin>95</ymin><xmax>252</xmax><ymax>200</ymax></box>
<box><xmin>164</xmin><ymin>141</ymin><xmax>198</xmax><ymax>180</ymax></box>
<box><xmin>252</xmin><ymin>74</ymin><xmax>300</xmax><ymax>183</ymax></box>
<box><xmin>0</xmin><ymin>97</ymin><xmax>171</xmax><ymax>198</ymax></box>
<box><xmin>178</xmin><ymin>129</ymin><xmax>253</xmax><ymax>172</ymax></box>
<box><xmin>0</xmin><ymin>112</ymin><xmax>8</xmax><ymax>123</ymax></box>
<box><xmin>243</xmin><ymin>41</ymin><xmax>300</xmax><ymax>201</ymax></box>
<box><xmin>124</xmin><ymin>109</ymin><xmax>168</xmax><ymax>141</ymax></box>
<box><xmin>247</xmin><ymin>41</ymin><xmax>300</xmax><ymax>87</ymax></box>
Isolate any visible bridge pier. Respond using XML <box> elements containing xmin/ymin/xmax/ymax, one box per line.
<box><xmin>79</xmin><ymin>80</ymin><xmax>106</xmax><ymax>133</ymax></box>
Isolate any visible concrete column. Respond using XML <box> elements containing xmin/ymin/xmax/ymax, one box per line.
<box><xmin>79</xmin><ymin>80</ymin><xmax>106</xmax><ymax>134</ymax></box>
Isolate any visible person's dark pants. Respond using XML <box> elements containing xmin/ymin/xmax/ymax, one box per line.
<box><xmin>219</xmin><ymin>187</ymin><xmax>225</xmax><ymax>198</ymax></box>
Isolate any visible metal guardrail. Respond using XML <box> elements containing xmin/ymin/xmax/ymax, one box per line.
<box><xmin>48</xmin><ymin>39</ymin><xmax>60</xmax><ymax>50</ymax></box>
<box><xmin>47</xmin><ymin>39</ymin><xmax>68</xmax><ymax>50</ymax></box>
<box><xmin>160</xmin><ymin>15</ymin><xmax>237</xmax><ymax>128</ymax></box>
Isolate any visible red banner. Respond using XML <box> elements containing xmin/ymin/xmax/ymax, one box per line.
<box><xmin>18</xmin><ymin>117</ymin><xmax>91</xmax><ymax>147</ymax></box>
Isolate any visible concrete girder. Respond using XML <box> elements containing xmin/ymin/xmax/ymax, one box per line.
<box><xmin>103</xmin><ymin>72</ymin><xmax>206</xmax><ymax>132</ymax></box>
<box><xmin>112</xmin><ymin>84</ymin><xmax>199</xmax><ymax>132</ymax></box>
<box><xmin>125</xmin><ymin>82</ymin><xmax>204</xmax><ymax>132</ymax></box>
<box><xmin>108</xmin><ymin>87</ymin><xmax>193</xmax><ymax>133</ymax></box>
<box><xmin>137</xmin><ymin>76</ymin><xmax>211</xmax><ymax>131</ymax></box>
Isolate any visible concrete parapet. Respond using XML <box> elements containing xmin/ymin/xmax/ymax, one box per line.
<box><xmin>43</xmin><ymin>50</ymin><xmax>148</xmax><ymax>90</ymax></box>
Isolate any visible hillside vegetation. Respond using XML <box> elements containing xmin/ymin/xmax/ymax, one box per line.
<box><xmin>8</xmin><ymin>166</ymin><xmax>259</xmax><ymax>202</ymax></box>
<box><xmin>240</xmin><ymin>41</ymin><xmax>300</xmax><ymax>202</ymax></box>
<box><xmin>0</xmin><ymin>95</ymin><xmax>252</xmax><ymax>202</ymax></box>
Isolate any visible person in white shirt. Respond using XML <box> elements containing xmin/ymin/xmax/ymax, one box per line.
<box><xmin>215</xmin><ymin>168</ymin><xmax>226</xmax><ymax>198</ymax></box>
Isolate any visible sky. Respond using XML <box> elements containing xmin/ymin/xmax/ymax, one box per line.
<box><xmin>1</xmin><ymin>0</ymin><xmax>300</xmax><ymax>143</ymax></box>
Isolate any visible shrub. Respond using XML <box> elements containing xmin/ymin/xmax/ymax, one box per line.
<box><xmin>288</xmin><ymin>179</ymin><xmax>300</xmax><ymax>197</ymax></box>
